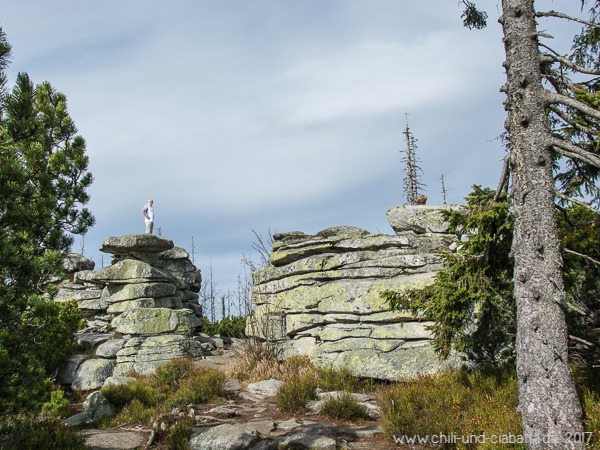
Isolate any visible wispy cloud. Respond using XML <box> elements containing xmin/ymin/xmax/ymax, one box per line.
<box><xmin>2</xmin><ymin>0</ymin><xmax>510</xmax><ymax>292</ymax></box>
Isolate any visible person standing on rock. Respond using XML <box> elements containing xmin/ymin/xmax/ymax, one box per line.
<box><xmin>142</xmin><ymin>198</ymin><xmax>154</xmax><ymax>234</ymax></box>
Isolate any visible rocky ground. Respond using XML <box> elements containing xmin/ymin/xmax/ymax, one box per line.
<box><xmin>75</xmin><ymin>343</ymin><xmax>399</xmax><ymax>450</ymax></box>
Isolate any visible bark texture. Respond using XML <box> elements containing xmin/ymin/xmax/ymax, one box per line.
<box><xmin>501</xmin><ymin>0</ymin><xmax>584</xmax><ymax>447</ymax></box>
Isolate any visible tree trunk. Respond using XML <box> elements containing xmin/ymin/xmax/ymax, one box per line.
<box><xmin>501</xmin><ymin>0</ymin><xmax>584</xmax><ymax>447</ymax></box>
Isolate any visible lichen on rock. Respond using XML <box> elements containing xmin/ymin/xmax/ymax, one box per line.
<box><xmin>247</xmin><ymin>204</ymin><xmax>461</xmax><ymax>380</ymax></box>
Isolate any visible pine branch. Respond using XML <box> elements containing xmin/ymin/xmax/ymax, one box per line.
<box><xmin>555</xmin><ymin>190</ymin><xmax>600</xmax><ymax>216</ymax></box>
<box><xmin>550</xmin><ymin>136</ymin><xmax>600</xmax><ymax>169</ymax></box>
<box><xmin>546</xmin><ymin>92</ymin><xmax>600</xmax><ymax>121</ymax></box>
<box><xmin>563</xmin><ymin>248</ymin><xmax>600</xmax><ymax>267</ymax></box>
<box><xmin>549</xmin><ymin>105</ymin><xmax>597</xmax><ymax>136</ymax></box>
<box><xmin>539</xmin><ymin>43</ymin><xmax>600</xmax><ymax>75</ymax></box>
<box><xmin>536</xmin><ymin>10</ymin><xmax>600</xmax><ymax>29</ymax></box>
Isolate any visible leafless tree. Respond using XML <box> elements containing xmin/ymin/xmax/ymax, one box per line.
<box><xmin>401</xmin><ymin>114</ymin><xmax>425</xmax><ymax>204</ymax></box>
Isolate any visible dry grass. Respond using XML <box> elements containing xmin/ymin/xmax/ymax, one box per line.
<box><xmin>224</xmin><ymin>344</ymin><xmax>313</xmax><ymax>384</ymax></box>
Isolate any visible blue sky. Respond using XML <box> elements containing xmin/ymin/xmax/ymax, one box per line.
<box><xmin>2</xmin><ymin>1</ymin><xmax>575</xmax><ymax>300</ymax></box>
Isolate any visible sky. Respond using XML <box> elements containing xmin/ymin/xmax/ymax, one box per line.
<box><xmin>1</xmin><ymin>1</ymin><xmax>581</xmax><ymax>306</ymax></box>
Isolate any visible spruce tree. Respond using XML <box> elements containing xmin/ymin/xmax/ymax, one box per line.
<box><xmin>461</xmin><ymin>2</ymin><xmax>598</xmax><ymax>445</ymax></box>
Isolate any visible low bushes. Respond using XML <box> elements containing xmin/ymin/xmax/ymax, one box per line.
<box><xmin>202</xmin><ymin>316</ymin><xmax>246</xmax><ymax>338</ymax></box>
<box><xmin>378</xmin><ymin>369</ymin><xmax>523</xmax><ymax>449</ymax></box>
<box><xmin>378</xmin><ymin>367</ymin><xmax>600</xmax><ymax>448</ymax></box>
<box><xmin>320</xmin><ymin>392</ymin><xmax>371</xmax><ymax>422</ymax></box>
<box><xmin>0</xmin><ymin>418</ymin><xmax>86</xmax><ymax>450</ymax></box>
<box><xmin>272</xmin><ymin>356</ymin><xmax>377</xmax><ymax>418</ymax></box>
<box><xmin>100</xmin><ymin>358</ymin><xmax>224</xmax><ymax>427</ymax></box>
<box><xmin>275</xmin><ymin>372</ymin><xmax>319</xmax><ymax>414</ymax></box>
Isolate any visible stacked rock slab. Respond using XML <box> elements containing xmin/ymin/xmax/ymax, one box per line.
<box><xmin>55</xmin><ymin>253</ymin><xmax>111</xmax><ymax>330</ymax></box>
<box><xmin>56</xmin><ymin>235</ymin><xmax>205</xmax><ymax>389</ymax></box>
<box><xmin>92</xmin><ymin>234</ymin><xmax>204</xmax><ymax>377</ymax></box>
<box><xmin>247</xmin><ymin>205</ymin><xmax>461</xmax><ymax>380</ymax></box>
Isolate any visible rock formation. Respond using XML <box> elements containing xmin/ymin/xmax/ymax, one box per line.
<box><xmin>247</xmin><ymin>205</ymin><xmax>461</xmax><ymax>380</ymax></box>
<box><xmin>56</xmin><ymin>234</ymin><xmax>208</xmax><ymax>389</ymax></box>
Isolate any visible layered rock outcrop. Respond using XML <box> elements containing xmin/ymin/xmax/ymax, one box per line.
<box><xmin>56</xmin><ymin>234</ymin><xmax>207</xmax><ymax>388</ymax></box>
<box><xmin>248</xmin><ymin>205</ymin><xmax>461</xmax><ymax>380</ymax></box>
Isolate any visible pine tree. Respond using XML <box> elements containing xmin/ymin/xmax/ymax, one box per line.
<box><xmin>0</xmin><ymin>28</ymin><xmax>93</xmax><ymax>416</ymax></box>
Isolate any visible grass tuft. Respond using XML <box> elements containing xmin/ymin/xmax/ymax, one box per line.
<box><xmin>320</xmin><ymin>392</ymin><xmax>371</xmax><ymax>422</ymax></box>
<box><xmin>275</xmin><ymin>372</ymin><xmax>318</xmax><ymax>414</ymax></box>
<box><xmin>165</xmin><ymin>417</ymin><xmax>194</xmax><ymax>450</ymax></box>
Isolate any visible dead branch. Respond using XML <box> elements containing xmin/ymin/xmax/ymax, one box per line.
<box><xmin>494</xmin><ymin>154</ymin><xmax>510</xmax><ymax>202</ymax></box>
<box><xmin>563</xmin><ymin>248</ymin><xmax>600</xmax><ymax>267</ymax></box>
<box><xmin>549</xmin><ymin>105</ymin><xmax>598</xmax><ymax>136</ymax></box>
<box><xmin>550</xmin><ymin>137</ymin><xmax>600</xmax><ymax>169</ymax></box>
<box><xmin>555</xmin><ymin>190</ymin><xmax>600</xmax><ymax>216</ymax></box>
<box><xmin>546</xmin><ymin>92</ymin><xmax>600</xmax><ymax>121</ymax></box>
<box><xmin>536</xmin><ymin>10</ymin><xmax>600</xmax><ymax>29</ymax></box>
<box><xmin>539</xmin><ymin>43</ymin><xmax>600</xmax><ymax>75</ymax></box>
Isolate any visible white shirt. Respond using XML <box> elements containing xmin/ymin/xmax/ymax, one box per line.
<box><xmin>143</xmin><ymin>203</ymin><xmax>154</xmax><ymax>222</ymax></box>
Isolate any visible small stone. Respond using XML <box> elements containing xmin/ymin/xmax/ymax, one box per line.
<box><xmin>189</xmin><ymin>424</ymin><xmax>259</xmax><ymax>450</ymax></box>
<box><xmin>208</xmin><ymin>406</ymin><xmax>237</xmax><ymax>418</ymax></box>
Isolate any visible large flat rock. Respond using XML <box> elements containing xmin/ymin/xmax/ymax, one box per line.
<box><xmin>78</xmin><ymin>428</ymin><xmax>152</xmax><ymax>450</ymax></box>
<box><xmin>248</xmin><ymin>208</ymin><xmax>461</xmax><ymax>381</ymax></box>
<box><xmin>111</xmin><ymin>308</ymin><xmax>201</xmax><ymax>335</ymax></box>
<box><xmin>91</xmin><ymin>259</ymin><xmax>173</xmax><ymax>284</ymax></box>
<box><xmin>114</xmin><ymin>334</ymin><xmax>204</xmax><ymax>375</ymax></box>
<box><xmin>386</xmin><ymin>204</ymin><xmax>461</xmax><ymax>235</ymax></box>
<box><xmin>100</xmin><ymin>234</ymin><xmax>174</xmax><ymax>255</ymax></box>
<box><xmin>102</xmin><ymin>282</ymin><xmax>177</xmax><ymax>303</ymax></box>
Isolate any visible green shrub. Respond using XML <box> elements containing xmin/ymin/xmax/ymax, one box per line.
<box><xmin>0</xmin><ymin>418</ymin><xmax>86</xmax><ymax>450</ymax></box>
<box><xmin>154</xmin><ymin>358</ymin><xmax>196</xmax><ymax>387</ymax></box>
<box><xmin>101</xmin><ymin>380</ymin><xmax>165</xmax><ymax>410</ymax></box>
<box><xmin>101</xmin><ymin>383</ymin><xmax>137</xmax><ymax>409</ymax></box>
<box><xmin>173</xmin><ymin>368</ymin><xmax>225</xmax><ymax>406</ymax></box>
<box><xmin>320</xmin><ymin>392</ymin><xmax>371</xmax><ymax>422</ymax></box>
<box><xmin>100</xmin><ymin>359</ymin><xmax>226</xmax><ymax>428</ymax></box>
<box><xmin>41</xmin><ymin>389</ymin><xmax>70</xmax><ymax>419</ymax></box>
<box><xmin>165</xmin><ymin>417</ymin><xmax>194</xmax><ymax>450</ymax></box>
<box><xmin>276</xmin><ymin>373</ymin><xmax>318</xmax><ymax>414</ymax></box>
<box><xmin>202</xmin><ymin>316</ymin><xmax>247</xmax><ymax>338</ymax></box>
<box><xmin>217</xmin><ymin>316</ymin><xmax>246</xmax><ymax>338</ymax></box>
<box><xmin>109</xmin><ymin>398</ymin><xmax>166</xmax><ymax>426</ymax></box>
<box><xmin>315</xmin><ymin>365</ymin><xmax>378</xmax><ymax>393</ymax></box>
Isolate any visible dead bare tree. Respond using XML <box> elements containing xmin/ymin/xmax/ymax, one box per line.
<box><xmin>440</xmin><ymin>174</ymin><xmax>448</xmax><ymax>205</ymax></box>
<box><xmin>401</xmin><ymin>114</ymin><xmax>425</xmax><ymax>204</ymax></box>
